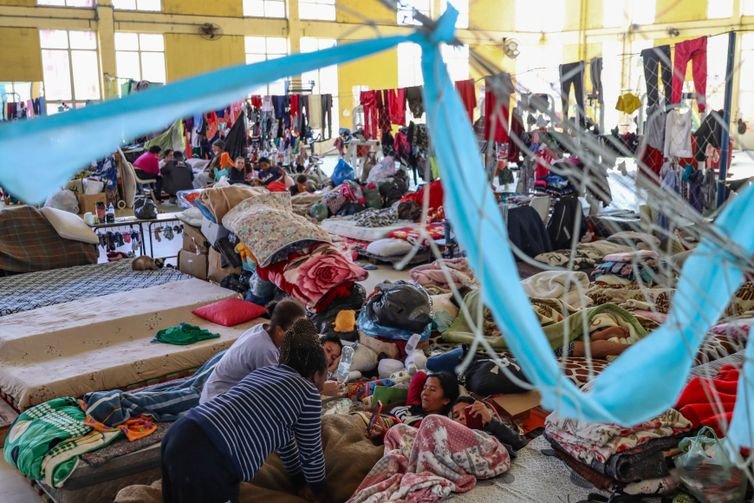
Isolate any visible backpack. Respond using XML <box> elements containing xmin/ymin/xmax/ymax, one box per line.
<box><xmin>546</xmin><ymin>196</ymin><xmax>586</xmax><ymax>250</ymax></box>
<box><xmin>134</xmin><ymin>196</ymin><xmax>158</xmax><ymax>220</ymax></box>
<box><xmin>366</xmin><ymin>281</ymin><xmax>432</xmax><ymax>333</ymax></box>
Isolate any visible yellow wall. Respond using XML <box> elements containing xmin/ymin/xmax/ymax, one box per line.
<box><xmin>468</xmin><ymin>0</ymin><xmax>516</xmax><ymax>32</ymax></box>
<box><xmin>164</xmin><ymin>34</ymin><xmax>245</xmax><ymax>81</ymax></box>
<box><xmin>162</xmin><ymin>0</ymin><xmax>242</xmax><ymax>17</ymax></box>
<box><xmin>338</xmin><ymin>48</ymin><xmax>398</xmax><ymax>128</ymax></box>
<box><xmin>336</xmin><ymin>0</ymin><xmax>395</xmax><ymax>25</ymax></box>
<box><xmin>0</xmin><ymin>28</ymin><xmax>42</xmax><ymax>81</ymax></box>
<box><xmin>656</xmin><ymin>0</ymin><xmax>706</xmax><ymax>24</ymax></box>
<box><xmin>0</xmin><ymin>0</ymin><xmax>35</xmax><ymax>5</ymax></box>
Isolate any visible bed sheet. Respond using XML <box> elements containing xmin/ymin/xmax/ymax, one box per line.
<box><xmin>0</xmin><ymin>259</ymin><xmax>191</xmax><ymax>317</ymax></box>
<box><xmin>321</xmin><ymin>217</ymin><xmax>414</xmax><ymax>242</ymax></box>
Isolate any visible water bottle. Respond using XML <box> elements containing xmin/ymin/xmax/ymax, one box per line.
<box><xmin>106</xmin><ymin>203</ymin><xmax>115</xmax><ymax>223</ymax></box>
<box><xmin>335</xmin><ymin>345</ymin><xmax>354</xmax><ymax>384</ymax></box>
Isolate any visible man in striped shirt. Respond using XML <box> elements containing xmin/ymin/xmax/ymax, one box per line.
<box><xmin>161</xmin><ymin>319</ymin><xmax>329</xmax><ymax>503</ymax></box>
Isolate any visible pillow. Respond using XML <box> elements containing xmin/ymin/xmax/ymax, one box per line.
<box><xmin>192</xmin><ymin>298</ymin><xmax>267</xmax><ymax>327</ymax></box>
<box><xmin>366</xmin><ymin>238</ymin><xmax>414</xmax><ymax>258</ymax></box>
<box><xmin>222</xmin><ymin>192</ymin><xmax>293</xmax><ymax>231</ymax></box>
<box><xmin>40</xmin><ymin>207</ymin><xmax>99</xmax><ymax>245</ymax></box>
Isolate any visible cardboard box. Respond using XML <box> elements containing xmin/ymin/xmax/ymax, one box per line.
<box><xmin>178</xmin><ymin>249</ymin><xmax>208</xmax><ymax>280</ymax></box>
<box><xmin>182</xmin><ymin>232</ymin><xmax>209</xmax><ymax>255</ymax></box>
<box><xmin>77</xmin><ymin>192</ymin><xmax>107</xmax><ymax>215</ymax></box>
<box><xmin>201</xmin><ymin>218</ymin><xmax>230</xmax><ymax>246</ymax></box>
<box><xmin>491</xmin><ymin>391</ymin><xmax>541</xmax><ymax>418</ymax></box>
<box><xmin>208</xmin><ymin>248</ymin><xmax>242</xmax><ymax>283</ymax></box>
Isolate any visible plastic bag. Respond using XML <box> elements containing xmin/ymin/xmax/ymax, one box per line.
<box><xmin>134</xmin><ymin>195</ymin><xmax>158</xmax><ymax>220</ymax></box>
<box><xmin>331</xmin><ymin>158</ymin><xmax>355</xmax><ymax>187</ymax></box>
<box><xmin>44</xmin><ymin>189</ymin><xmax>79</xmax><ymax>214</ymax></box>
<box><xmin>674</xmin><ymin>427</ymin><xmax>746</xmax><ymax>503</ymax></box>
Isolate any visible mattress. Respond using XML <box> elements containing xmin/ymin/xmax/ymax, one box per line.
<box><xmin>0</xmin><ymin>259</ymin><xmax>192</xmax><ymax>317</ymax></box>
<box><xmin>320</xmin><ymin>217</ymin><xmax>414</xmax><ymax>242</ymax></box>
<box><xmin>0</xmin><ymin>279</ymin><xmax>260</xmax><ymax>410</ymax></box>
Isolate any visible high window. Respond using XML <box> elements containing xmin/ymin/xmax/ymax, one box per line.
<box><xmin>115</xmin><ymin>33</ymin><xmax>166</xmax><ymax>90</ymax></box>
<box><xmin>40</xmin><ymin>29</ymin><xmax>100</xmax><ymax>114</ymax></box>
<box><xmin>245</xmin><ymin>36</ymin><xmax>289</xmax><ymax>95</ymax></box>
<box><xmin>243</xmin><ymin>0</ymin><xmax>285</xmax><ymax>17</ymax></box>
<box><xmin>299</xmin><ymin>0</ymin><xmax>336</xmax><ymax>20</ymax></box>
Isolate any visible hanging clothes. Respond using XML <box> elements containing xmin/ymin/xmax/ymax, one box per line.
<box><xmin>321</xmin><ymin>94</ymin><xmax>333</xmax><ymax>140</ymax></box>
<box><xmin>641</xmin><ymin>46</ymin><xmax>672</xmax><ymax>109</ymax></box>
<box><xmin>659</xmin><ymin>163</ymin><xmax>681</xmax><ymax>230</ymax></box>
<box><xmin>376</xmin><ymin>90</ymin><xmax>391</xmax><ymax>133</ymax></box>
<box><xmin>644</xmin><ymin>105</ymin><xmax>667</xmax><ymax>152</ymax></box>
<box><xmin>640</xmin><ymin>144</ymin><xmax>664</xmax><ymax>183</ymax></box>
<box><xmin>589</xmin><ymin>57</ymin><xmax>603</xmax><ymax>104</ymax></box>
<box><xmin>508</xmin><ymin>110</ymin><xmax>524</xmax><ymax>163</ymax></box>
<box><xmin>559</xmin><ymin>61</ymin><xmax>585</xmax><ymax>123</ymax></box>
<box><xmin>664</xmin><ymin>110</ymin><xmax>692</xmax><ymax>158</ymax></box>
<box><xmin>693</xmin><ymin>109</ymin><xmax>724</xmax><ymax>163</ymax></box>
<box><xmin>309</xmin><ymin>94</ymin><xmax>322</xmax><ymax>129</ymax></box>
<box><xmin>250</xmin><ymin>95</ymin><xmax>263</xmax><ymax>109</ymax></box>
<box><xmin>671</xmin><ymin>36</ymin><xmax>708</xmax><ymax>112</ymax></box>
<box><xmin>298</xmin><ymin>95</ymin><xmax>309</xmax><ymax>134</ymax></box>
<box><xmin>483</xmin><ymin>74</ymin><xmax>512</xmax><ymax>143</ymax></box>
<box><xmin>455</xmin><ymin>79</ymin><xmax>476</xmax><ymax>122</ymax></box>
<box><xmin>404</xmin><ymin>86</ymin><xmax>424</xmax><ymax>118</ymax></box>
<box><xmin>360</xmin><ymin>91</ymin><xmax>379</xmax><ymax>140</ymax></box>
<box><xmin>387</xmin><ymin>88</ymin><xmax>406</xmax><ymax>126</ymax></box>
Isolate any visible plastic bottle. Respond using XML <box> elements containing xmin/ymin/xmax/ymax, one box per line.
<box><xmin>106</xmin><ymin>203</ymin><xmax>115</xmax><ymax>223</ymax></box>
<box><xmin>335</xmin><ymin>345</ymin><xmax>354</xmax><ymax>384</ymax></box>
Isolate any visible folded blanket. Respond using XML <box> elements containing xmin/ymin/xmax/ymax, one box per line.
<box><xmin>521</xmin><ymin>270</ymin><xmax>591</xmax><ymax>307</ymax></box>
<box><xmin>198</xmin><ymin>185</ymin><xmax>268</xmax><ymax>222</ymax></box>
<box><xmin>348</xmin><ymin>415</ymin><xmax>510</xmax><ymax>503</ymax></box>
<box><xmin>535</xmin><ymin>240</ymin><xmax>633</xmax><ymax>270</ymax></box>
<box><xmin>409</xmin><ymin>258</ymin><xmax>477</xmax><ymax>293</ymax></box>
<box><xmin>544</xmin><ymin>408</ymin><xmax>691</xmax><ymax>469</ymax></box>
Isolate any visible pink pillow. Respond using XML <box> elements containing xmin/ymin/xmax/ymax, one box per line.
<box><xmin>192</xmin><ymin>299</ymin><xmax>267</xmax><ymax>327</ymax></box>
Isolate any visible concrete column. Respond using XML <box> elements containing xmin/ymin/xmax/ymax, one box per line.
<box><xmin>96</xmin><ymin>0</ymin><xmax>118</xmax><ymax>99</ymax></box>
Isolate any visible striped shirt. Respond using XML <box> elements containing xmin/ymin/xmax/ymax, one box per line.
<box><xmin>188</xmin><ymin>365</ymin><xmax>326</xmax><ymax>488</ymax></box>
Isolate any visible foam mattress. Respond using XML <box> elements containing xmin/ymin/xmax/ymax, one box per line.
<box><xmin>0</xmin><ymin>279</ymin><xmax>260</xmax><ymax>410</ymax></box>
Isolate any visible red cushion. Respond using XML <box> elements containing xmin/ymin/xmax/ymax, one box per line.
<box><xmin>192</xmin><ymin>299</ymin><xmax>267</xmax><ymax>327</ymax></box>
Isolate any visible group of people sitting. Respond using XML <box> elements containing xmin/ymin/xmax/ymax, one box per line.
<box><xmin>131</xmin><ymin>139</ymin><xmax>316</xmax><ymax>204</ymax></box>
<box><xmin>162</xmin><ymin>299</ymin><xmax>526</xmax><ymax>503</ymax></box>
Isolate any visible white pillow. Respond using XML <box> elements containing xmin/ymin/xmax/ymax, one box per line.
<box><xmin>40</xmin><ymin>207</ymin><xmax>99</xmax><ymax>245</ymax></box>
<box><xmin>366</xmin><ymin>238</ymin><xmax>414</xmax><ymax>257</ymax></box>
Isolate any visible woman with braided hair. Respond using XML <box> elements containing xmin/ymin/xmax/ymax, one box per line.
<box><xmin>162</xmin><ymin>319</ymin><xmax>330</xmax><ymax>503</ymax></box>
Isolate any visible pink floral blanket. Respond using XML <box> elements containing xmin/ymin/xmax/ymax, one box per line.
<box><xmin>348</xmin><ymin>415</ymin><xmax>510</xmax><ymax>503</ymax></box>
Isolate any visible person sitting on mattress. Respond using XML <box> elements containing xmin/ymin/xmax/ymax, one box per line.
<box><xmin>162</xmin><ymin>319</ymin><xmax>330</xmax><ymax>503</ymax></box>
<box><xmin>451</xmin><ymin>396</ymin><xmax>528</xmax><ymax>456</ymax></box>
<box><xmin>199</xmin><ymin>299</ymin><xmax>306</xmax><ymax>404</ymax></box>
<box><xmin>257</xmin><ymin>156</ymin><xmax>284</xmax><ymax>185</ymax></box>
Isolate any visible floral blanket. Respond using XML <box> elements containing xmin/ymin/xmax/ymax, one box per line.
<box><xmin>409</xmin><ymin>258</ymin><xmax>478</xmax><ymax>294</ymax></box>
<box><xmin>348</xmin><ymin>415</ymin><xmax>510</xmax><ymax>503</ymax></box>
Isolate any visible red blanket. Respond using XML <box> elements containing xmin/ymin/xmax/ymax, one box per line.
<box><xmin>348</xmin><ymin>415</ymin><xmax>510</xmax><ymax>503</ymax></box>
<box><xmin>675</xmin><ymin>364</ymin><xmax>740</xmax><ymax>437</ymax></box>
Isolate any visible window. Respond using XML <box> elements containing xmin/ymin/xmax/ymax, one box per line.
<box><xmin>603</xmin><ymin>0</ymin><xmax>655</xmax><ymax>27</ymax></box>
<box><xmin>441</xmin><ymin>0</ymin><xmax>469</xmax><ymax>29</ymax></box>
<box><xmin>299</xmin><ymin>0</ymin><xmax>335</xmax><ymax>20</ymax></box>
<box><xmin>441</xmin><ymin>44</ymin><xmax>470</xmax><ymax>82</ymax></box>
<box><xmin>243</xmin><ymin>0</ymin><xmax>285</xmax><ymax>17</ymax></box>
<box><xmin>300</xmin><ymin>37</ymin><xmax>339</xmax><ymax>135</ymax></box>
<box><xmin>111</xmin><ymin>0</ymin><xmax>160</xmax><ymax>11</ymax></box>
<box><xmin>245</xmin><ymin>36</ymin><xmax>288</xmax><ymax>95</ymax></box>
<box><xmin>115</xmin><ymin>33</ymin><xmax>166</xmax><ymax>90</ymax></box>
<box><xmin>37</xmin><ymin>0</ymin><xmax>94</xmax><ymax>7</ymax></box>
<box><xmin>515</xmin><ymin>0</ymin><xmax>564</xmax><ymax>31</ymax></box>
<box><xmin>40</xmin><ymin>29</ymin><xmax>100</xmax><ymax>113</ymax></box>
<box><xmin>708</xmin><ymin>0</ymin><xmax>733</xmax><ymax>18</ymax></box>
<box><xmin>398</xmin><ymin>42</ymin><xmax>423</xmax><ymax>88</ymax></box>
<box><xmin>515</xmin><ymin>44</ymin><xmax>559</xmax><ymax>95</ymax></box>
<box><xmin>705</xmin><ymin>35</ymin><xmax>729</xmax><ymax>111</ymax></box>
<box><xmin>397</xmin><ymin>0</ymin><xmax>431</xmax><ymax>26</ymax></box>
<box><xmin>745</xmin><ymin>0</ymin><xmax>754</xmax><ymax>15</ymax></box>
<box><xmin>738</xmin><ymin>34</ymin><xmax>754</xmax><ymax>122</ymax></box>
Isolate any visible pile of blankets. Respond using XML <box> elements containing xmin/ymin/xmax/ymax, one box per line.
<box><xmin>544</xmin><ymin>408</ymin><xmax>693</xmax><ymax>495</ymax></box>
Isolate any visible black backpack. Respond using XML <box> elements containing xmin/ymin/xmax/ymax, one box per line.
<box><xmin>546</xmin><ymin>196</ymin><xmax>586</xmax><ymax>250</ymax></box>
<box><xmin>134</xmin><ymin>196</ymin><xmax>158</xmax><ymax>220</ymax></box>
<box><xmin>366</xmin><ymin>281</ymin><xmax>431</xmax><ymax>333</ymax></box>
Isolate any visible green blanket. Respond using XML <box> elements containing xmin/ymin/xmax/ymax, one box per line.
<box><xmin>442</xmin><ymin>289</ymin><xmax>646</xmax><ymax>351</ymax></box>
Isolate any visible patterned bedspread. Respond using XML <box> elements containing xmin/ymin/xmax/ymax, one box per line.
<box><xmin>0</xmin><ymin>260</ymin><xmax>191</xmax><ymax>317</ymax></box>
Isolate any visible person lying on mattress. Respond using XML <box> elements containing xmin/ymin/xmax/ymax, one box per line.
<box><xmin>162</xmin><ymin>318</ymin><xmax>330</xmax><ymax>503</ymax></box>
<box><xmin>199</xmin><ymin>299</ymin><xmax>306</xmax><ymax>404</ymax></box>
<box><xmin>451</xmin><ymin>396</ymin><xmax>528</xmax><ymax>456</ymax></box>
<box><xmin>368</xmin><ymin>372</ymin><xmax>459</xmax><ymax>438</ymax></box>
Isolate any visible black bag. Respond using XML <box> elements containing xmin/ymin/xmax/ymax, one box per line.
<box><xmin>366</xmin><ymin>281</ymin><xmax>431</xmax><ymax>333</ymax></box>
<box><xmin>134</xmin><ymin>196</ymin><xmax>158</xmax><ymax>220</ymax></box>
<box><xmin>463</xmin><ymin>357</ymin><xmax>530</xmax><ymax>395</ymax></box>
<box><xmin>311</xmin><ymin>284</ymin><xmax>366</xmax><ymax>335</ymax></box>
<box><xmin>546</xmin><ymin>196</ymin><xmax>586</xmax><ymax>250</ymax></box>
